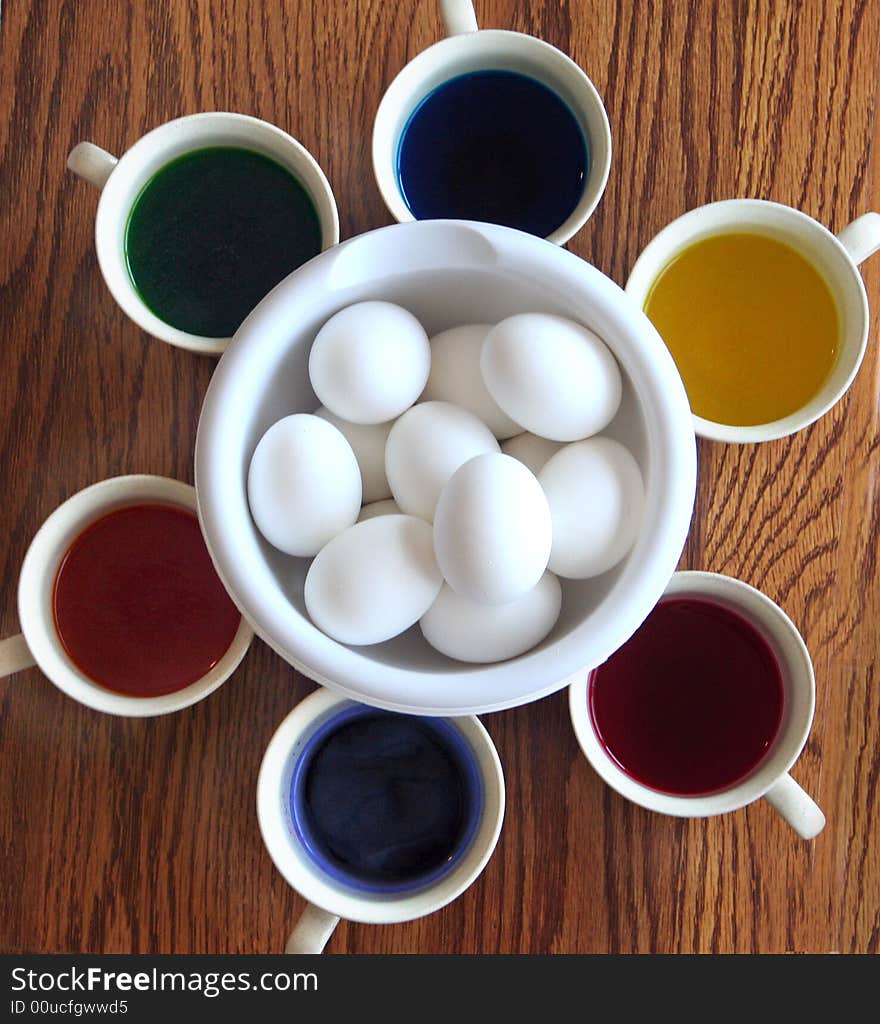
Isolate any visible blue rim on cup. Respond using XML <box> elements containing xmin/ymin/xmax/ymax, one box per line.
<box><xmin>289</xmin><ymin>703</ymin><xmax>485</xmax><ymax>895</ymax></box>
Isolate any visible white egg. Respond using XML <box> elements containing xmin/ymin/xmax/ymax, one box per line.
<box><xmin>309</xmin><ymin>301</ymin><xmax>431</xmax><ymax>424</ymax></box>
<box><xmin>422</xmin><ymin>324</ymin><xmax>521</xmax><ymax>439</ymax></box>
<box><xmin>420</xmin><ymin>572</ymin><xmax>562</xmax><ymax>663</ymax></box>
<box><xmin>480</xmin><ymin>313</ymin><xmax>623</xmax><ymax>442</ymax></box>
<box><xmin>539</xmin><ymin>437</ymin><xmax>644</xmax><ymax>578</ymax></box>
<box><xmin>316</xmin><ymin>406</ymin><xmax>392</xmax><ymax>503</ymax></box>
<box><xmin>385</xmin><ymin>401</ymin><xmax>499</xmax><ymax>521</ymax></box>
<box><xmin>501</xmin><ymin>432</ymin><xmax>563</xmax><ymax>476</ymax></box>
<box><xmin>433</xmin><ymin>453</ymin><xmax>552</xmax><ymax>605</ymax></box>
<box><xmin>247</xmin><ymin>414</ymin><xmax>361</xmax><ymax>556</ymax></box>
<box><xmin>304</xmin><ymin>515</ymin><xmax>442</xmax><ymax>645</ymax></box>
<box><xmin>357</xmin><ymin>498</ymin><xmax>401</xmax><ymax>521</ymax></box>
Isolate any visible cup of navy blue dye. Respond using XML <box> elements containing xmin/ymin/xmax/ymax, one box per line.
<box><xmin>290</xmin><ymin>704</ymin><xmax>484</xmax><ymax>894</ymax></box>
<box><xmin>396</xmin><ymin>70</ymin><xmax>589</xmax><ymax>240</ymax></box>
<box><xmin>372</xmin><ymin>0</ymin><xmax>612</xmax><ymax>245</ymax></box>
<box><xmin>257</xmin><ymin>689</ymin><xmax>505</xmax><ymax>953</ymax></box>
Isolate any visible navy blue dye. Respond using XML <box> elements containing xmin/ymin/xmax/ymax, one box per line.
<box><xmin>293</xmin><ymin>712</ymin><xmax>479</xmax><ymax>890</ymax></box>
<box><xmin>396</xmin><ymin>70</ymin><xmax>589</xmax><ymax>238</ymax></box>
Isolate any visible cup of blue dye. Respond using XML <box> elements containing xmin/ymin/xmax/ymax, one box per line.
<box><xmin>372</xmin><ymin>0</ymin><xmax>612</xmax><ymax>245</ymax></box>
<box><xmin>257</xmin><ymin>688</ymin><xmax>505</xmax><ymax>953</ymax></box>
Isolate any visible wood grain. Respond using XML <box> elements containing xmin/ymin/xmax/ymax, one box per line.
<box><xmin>1</xmin><ymin>0</ymin><xmax>879</xmax><ymax>953</ymax></box>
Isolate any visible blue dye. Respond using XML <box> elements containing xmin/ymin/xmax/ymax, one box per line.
<box><xmin>291</xmin><ymin>709</ymin><xmax>483</xmax><ymax>893</ymax></box>
<box><xmin>396</xmin><ymin>69</ymin><xmax>589</xmax><ymax>238</ymax></box>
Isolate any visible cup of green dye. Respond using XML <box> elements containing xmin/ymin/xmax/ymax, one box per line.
<box><xmin>68</xmin><ymin>112</ymin><xmax>339</xmax><ymax>356</ymax></box>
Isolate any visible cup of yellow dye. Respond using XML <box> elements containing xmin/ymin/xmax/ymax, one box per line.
<box><xmin>625</xmin><ymin>199</ymin><xmax>880</xmax><ymax>443</ymax></box>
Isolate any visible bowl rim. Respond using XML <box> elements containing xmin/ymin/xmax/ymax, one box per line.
<box><xmin>195</xmin><ymin>219</ymin><xmax>697</xmax><ymax>715</ymax></box>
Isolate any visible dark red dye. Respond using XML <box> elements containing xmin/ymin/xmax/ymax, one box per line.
<box><xmin>588</xmin><ymin>597</ymin><xmax>784</xmax><ymax>796</ymax></box>
<box><xmin>52</xmin><ymin>504</ymin><xmax>241</xmax><ymax>698</ymax></box>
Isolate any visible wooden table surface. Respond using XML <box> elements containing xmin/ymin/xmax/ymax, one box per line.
<box><xmin>2</xmin><ymin>0</ymin><xmax>879</xmax><ymax>955</ymax></box>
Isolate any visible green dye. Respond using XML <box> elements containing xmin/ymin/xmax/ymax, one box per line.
<box><xmin>125</xmin><ymin>146</ymin><xmax>322</xmax><ymax>338</ymax></box>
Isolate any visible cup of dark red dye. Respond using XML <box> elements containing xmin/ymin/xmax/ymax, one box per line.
<box><xmin>0</xmin><ymin>475</ymin><xmax>253</xmax><ymax>716</ymax></box>
<box><xmin>568</xmin><ymin>571</ymin><xmax>825</xmax><ymax>839</ymax></box>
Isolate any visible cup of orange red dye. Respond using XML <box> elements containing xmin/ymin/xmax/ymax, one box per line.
<box><xmin>0</xmin><ymin>475</ymin><xmax>253</xmax><ymax>716</ymax></box>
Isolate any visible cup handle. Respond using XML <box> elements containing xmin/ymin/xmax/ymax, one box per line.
<box><xmin>440</xmin><ymin>0</ymin><xmax>478</xmax><ymax>35</ymax></box>
<box><xmin>836</xmin><ymin>212</ymin><xmax>880</xmax><ymax>266</ymax></box>
<box><xmin>762</xmin><ymin>772</ymin><xmax>825</xmax><ymax>840</ymax></box>
<box><xmin>284</xmin><ymin>902</ymin><xmax>340</xmax><ymax>954</ymax></box>
<box><xmin>0</xmin><ymin>634</ymin><xmax>36</xmax><ymax>679</ymax></box>
<box><xmin>67</xmin><ymin>141</ymin><xmax>118</xmax><ymax>190</ymax></box>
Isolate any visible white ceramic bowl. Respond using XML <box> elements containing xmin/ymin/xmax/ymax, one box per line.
<box><xmin>194</xmin><ymin>220</ymin><xmax>696</xmax><ymax>715</ymax></box>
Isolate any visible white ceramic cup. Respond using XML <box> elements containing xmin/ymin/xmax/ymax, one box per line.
<box><xmin>67</xmin><ymin>112</ymin><xmax>340</xmax><ymax>356</ymax></box>
<box><xmin>372</xmin><ymin>0</ymin><xmax>612</xmax><ymax>245</ymax></box>
<box><xmin>257</xmin><ymin>688</ymin><xmax>505</xmax><ymax>953</ymax></box>
<box><xmin>0</xmin><ymin>474</ymin><xmax>253</xmax><ymax>716</ymax></box>
<box><xmin>569</xmin><ymin>571</ymin><xmax>825</xmax><ymax>840</ymax></box>
<box><xmin>625</xmin><ymin>199</ymin><xmax>880</xmax><ymax>442</ymax></box>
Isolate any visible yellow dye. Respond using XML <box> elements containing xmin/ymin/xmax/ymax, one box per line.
<box><xmin>643</xmin><ymin>232</ymin><xmax>839</xmax><ymax>426</ymax></box>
